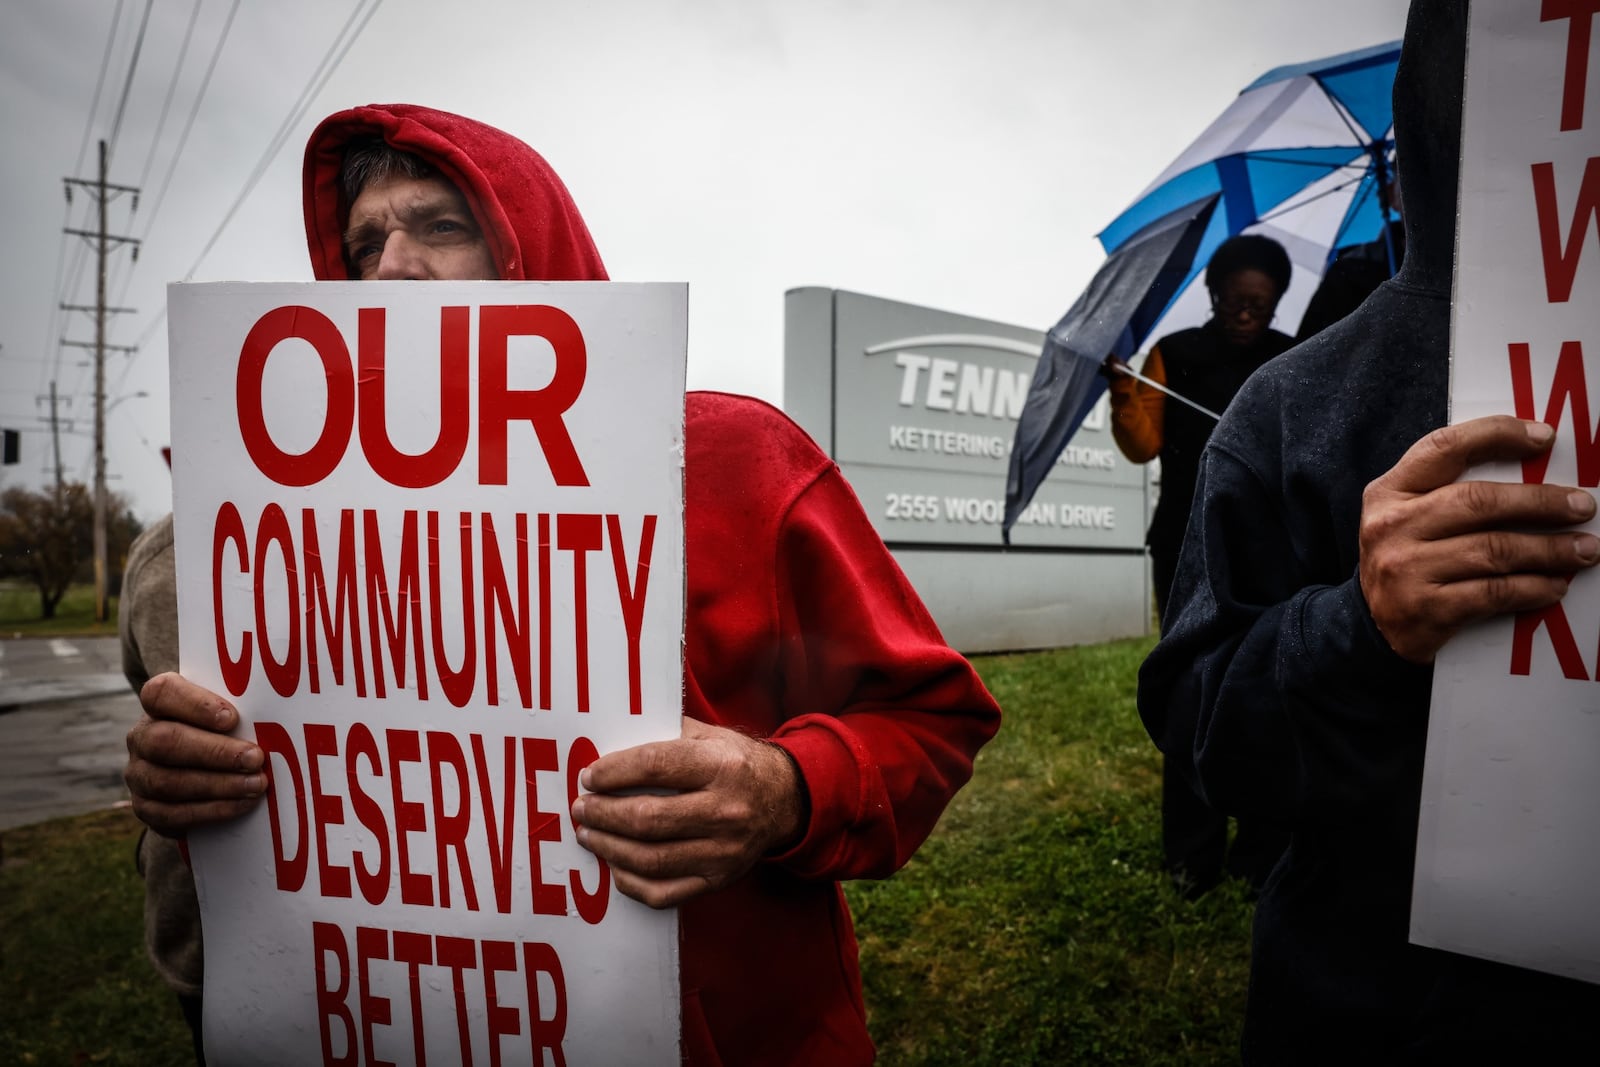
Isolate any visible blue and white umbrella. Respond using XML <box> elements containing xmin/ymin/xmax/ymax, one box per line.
<box><xmin>1005</xmin><ymin>40</ymin><xmax>1402</xmax><ymax>539</ymax></box>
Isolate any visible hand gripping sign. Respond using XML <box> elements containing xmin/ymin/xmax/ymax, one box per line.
<box><xmin>1414</xmin><ymin>3</ymin><xmax>1600</xmax><ymax>983</ymax></box>
<box><xmin>168</xmin><ymin>280</ymin><xmax>686</xmax><ymax>1066</ymax></box>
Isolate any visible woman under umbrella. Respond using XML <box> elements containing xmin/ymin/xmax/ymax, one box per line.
<box><xmin>1104</xmin><ymin>233</ymin><xmax>1295</xmax><ymax>899</ymax></box>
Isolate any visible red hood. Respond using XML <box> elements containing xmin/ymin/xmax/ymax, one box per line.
<box><xmin>302</xmin><ymin>103</ymin><xmax>608</xmax><ymax>282</ymax></box>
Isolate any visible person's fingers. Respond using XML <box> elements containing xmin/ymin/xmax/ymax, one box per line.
<box><xmin>1395</xmin><ymin>575</ymin><xmax>1568</xmax><ymax>633</ymax></box>
<box><xmin>126</xmin><ymin>714</ymin><xmax>264</xmax><ymax>774</ymax></box>
<box><xmin>1371</xmin><ymin>571</ymin><xmax>1575</xmax><ymax>663</ymax></box>
<box><xmin>572</xmin><ymin>789</ymin><xmax>740</xmax><ymax>843</ymax></box>
<box><xmin>129</xmin><ymin>793</ymin><xmax>264</xmax><ymax>838</ymax></box>
<box><xmin>1425</xmin><ymin>530</ymin><xmax>1600</xmax><ymax>583</ymax></box>
<box><xmin>139</xmin><ymin>672</ymin><xmax>243</xmax><ymax>731</ymax></box>
<box><xmin>580</xmin><ymin>736</ymin><xmax>719</xmax><ymax>795</ymax></box>
<box><xmin>609</xmin><ymin>868</ymin><xmax>713</xmax><ymax>910</ymax></box>
<box><xmin>576</xmin><ymin>826</ymin><xmax>741</xmax><ymax>909</ymax></box>
<box><xmin>124</xmin><ymin>750</ymin><xmax>267</xmax><ymax>804</ymax></box>
<box><xmin>1375</xmin><ymin>417</ymin><xmax>1555</xmax><ymax>496</ymax></box>
<box><xmin>1380</xmin><ymin>481</ymin><xmax>1597</xmax><ymax>542</ymax></box>
<box><xmin>576</xmin><ymin>825</ymin><xmax>732</xmax><ymax>876</ymax></box>
<box><xmin>1440</xmin><ymin>571</ymin><xmax>1576</xmax><ymax>619</ymax></box>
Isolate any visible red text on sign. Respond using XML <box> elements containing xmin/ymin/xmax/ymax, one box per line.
<box><xmin>235</xmin><ymin>303</ymin><xmax>590</xmax><ymax>489</ymax></box>
<box><xmin>1543</xmin><ymin>0</ymin><xmax>1600</xmax><ymax>131</ymax></box>
<box><xmin>211</xmin><ymin>504</ymin><xmax>656</xmax><ymax>715</ymax></box>
<box><xmin>256</xmin><ymin>721</ymin><xmax>609</xmax><ymax>923</ymax></box>
<box><xmin>313</xmin><ymin>921</ymin><xmax>567</xmax><ymax>1067</ymax></box>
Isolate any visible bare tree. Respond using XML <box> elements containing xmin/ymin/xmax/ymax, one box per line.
<box><xmin>0</xmin><ymin>483</ymin><xmax>140</xmax><ymax>620</ymax></box>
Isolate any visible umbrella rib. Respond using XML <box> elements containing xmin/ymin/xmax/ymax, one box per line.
<box><xmin>1240</xmin><ymin>155</ymin><xmax>1372</xmax><ymax>170</ymax></box>
<box><xmin>1312</xmin><ymin>74</ymin><xmax>1372</xmax><ymax>144</ymax></box>
<box><xmin>1255</xmin><ymin>171</ymin><xmax>1369</xmax><ymax>225</ymax></box>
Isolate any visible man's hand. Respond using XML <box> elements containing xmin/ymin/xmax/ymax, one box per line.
<box><xmin>124</xmin><ymin>673</ymin><xmax>266</xmax><ymax>837</ymax></box>
<box><xmin>1360</xmin><ymin>416</ymin><xmax>1600</xmax><ymax>663</ymax></box>
<box><xmin>569</xmin><ymin>718</ymin><xmax>807</xmax><ymax>909</ymax></box>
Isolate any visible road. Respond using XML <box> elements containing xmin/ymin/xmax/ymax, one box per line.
<box><xmin>0</xmin><ymin>636</ymin><xmax>143</xmax><ymax>832</ymax></box>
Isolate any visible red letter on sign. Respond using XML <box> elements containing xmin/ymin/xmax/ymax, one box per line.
<box><xmin>313</xmin><ymin>922</ymin><xmax>357</xmax><ymax>1067</ymax></box>
<box><xmin>1509</xmin><ymin>340</ymin><xmax>1600</xmax><ymax>486</ymax></box>
<box><xmin>566</xmin><ymin>735</ymin><xmax>609</xmax><ymax>925</ymax></box>
<box><xmin>305</xmin><ymin>723</ymin><xmax>351</xmax><ymax>899</ymax></box>
<box><xmin>474</xmin><ymin>734</ymin><xmax>519</xmax><ymax>915</ymax></box>
<box><xmin>1544</xmin><ymin>0</ymin><xmax>1600</xmax><ymax>131</ymax></box>
<box><xmin>436</xmin><ymin>936</ymin><xmax>478</xmax><ymax>1066</ymax></box>
<box><xmin>608</xmin><ymin>514</ymin><xmax>657</xmax><ymax>716</ymax></box>
<box><xmin>237</xmin><ymin>305</ymin><xmax>354</xmax><ymax>485</ymax></box>
<box><xmin>522</xmin><ymin>737</ymin><xmax>567</xmax><ymax>917</ymax></box>
<box><xmin>1511</xmin><ymin>603</ymin><xmax>1591</xmax><ymax>680</ymax></box>
<box><xmin>386</xmin><ymin>729</ymin><xmax>433</xmax><ymax>907</ymax></box>
<box><xmin>346</xmin><ymin>722</ymin><xmax>391</xmax><ymax>906</ymax></box>
<box><xmin>256</xmin><ymin>721</ymin><xmax>309</xmax><ymax>892</ymax></box>
<box><xmin>558</xmin><ymin>514</ymin><xmax>602</xmax><ymax>714</ymax></box>
<box><xmin>304</xmin><ymin>508</ymin><xmax>366</xmax><ymax>697</ymax></box>
<box><xmin>365</xmin><ymin>510</ymin><xmax>429</xmax><ymax>702</ymax></box>
<box><xmin>254</xmin><ymin>504</ymin><xmax>302</xmax><ymax>699</ymax></box>
<box><xmin>426</xmin><ymin>730</ymin><xmax>479</xmax><ymax>912</ymax></box>
<box><xmin>478</xmin><ymin>305</ymin><xmax>589</xmax><ymax>487</ymax></box>
<box><xmin>392</xmin><ymin>932</ymin><xmax>432</xmax><ymax>1065</ymax></box>
<box><xmin>1532</xmin><ymin>157</ymin><xmax>1600</xmax><ymax>303</ymax></box>
<box><xmin>482</xmin><ymin>939</ymin><xmax>522</xmax><ymax>1067</ymax></box>
<box><xmin>523</xmin><ymin>941</ymin><xmax>569</xmax><ymax>1067</ymax></box>
<box><xmin>357</xmin><ymin>306</ymin><xmax>470</xmax><ymax>488</ymax></box>
<box><xmin>482</xmin><ymin>513</ymin><xmax>532</xmax><ymax>709</ymax></box>
<box><xmin>212</xmin><ymin>502</ymin><xmax>252</xmax><ymax>697</ymax></box>
<box><xmin>427</xmin><ymin>511</ymin><xmax>477</xmax><ymax>708</ymax></box>
<box><xmin>355</xmin><ymin>925</ymin><xmax>397</xmax><ymax>1067</ymax></box>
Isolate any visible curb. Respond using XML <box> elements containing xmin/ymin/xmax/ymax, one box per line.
<box><xmin>0</xmin><ymin>675</ymin><xmax>132</xmax><ymax>713</ymax></box>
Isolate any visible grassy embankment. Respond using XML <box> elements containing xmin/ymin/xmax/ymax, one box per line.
<box><xmin>0</xmin><ymin>580</ymin><xmax>119</xmax><ymax>637</ymax></box>
<box><xmin>0</xmin><ymin>634</ymin><xmax>1253</xmax><ymax>1065</ymax></box>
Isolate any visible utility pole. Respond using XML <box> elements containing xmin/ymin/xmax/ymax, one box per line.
<box><xmin>49</xmin><ymin>381</ymin><xmax>65</xmax><ymax>495</ymax></box>
<box><xmin>63</xmin><ymin>140</ymin><xmax>139</xmax><ymax>623</ymax></box>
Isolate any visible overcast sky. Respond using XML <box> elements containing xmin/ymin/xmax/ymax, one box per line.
<box><xmin>0</xmin><ymin>0</ymin><xmax>1410</xmax><ymax>521</ymax></box>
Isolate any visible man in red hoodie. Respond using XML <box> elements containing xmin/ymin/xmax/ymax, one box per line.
<box><xmin>122</xmin><ymin>104</ymin><xmax>1000</xmax><ymax>1065</ymax></box>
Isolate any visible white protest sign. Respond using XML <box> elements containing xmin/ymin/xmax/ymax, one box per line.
<box><xmin>1413</xmin><ymin>2</ymin><xmax>1600</xmax><ymax>982</ymax></box>
<box><xmin>168</xmin><ymin>280</ymin><xmax>686</xmax><ymax>1064</ymax></box>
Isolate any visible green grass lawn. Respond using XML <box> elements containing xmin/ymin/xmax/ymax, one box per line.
<box><xmin>848</xmin><ymin>637</ymin><xmax>1252</xmax><ymax>1065</ymax></box>
<box><xmin>0</xmin><ymin>581</ymin><xmax>119</xmax><ymax>637</ymax></box>
<box><xmin>0</xmin><ymin>809</ymin><xmax>194</xmax><ymax>1066</ymax></box>
<box><xmin>0</xmin><ymin>635</ymin><xmax>1252</xmax><ymax>1065</ymax></box>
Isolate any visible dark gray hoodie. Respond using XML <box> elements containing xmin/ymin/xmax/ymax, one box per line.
<box><xmin>1139</xmin><ymin>0</ymin><xmax>1600</xmax><ymax>1058</ymax></box>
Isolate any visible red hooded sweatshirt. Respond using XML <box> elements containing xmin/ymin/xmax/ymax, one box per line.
<box><xmin>303</xmin><ymin>104</ymin><xmax>1001</xmax><ymax>1066</ymax></box>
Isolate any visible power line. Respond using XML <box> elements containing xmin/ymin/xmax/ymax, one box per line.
<box><xmin>128</xmin><ymin>0</ymin><xmax>385</xmax><ymax>361</ymax></box>
<box><xmin>107</xmin><ymin>0</ymin><xmax>156</xmax><ymax>162</ymax></box>
<box><xmin>115</xmin><ymin>0</ymin><xmax>244</xmax><ymax>366</ymax></box>
<box><xmin>181</xmin><ymin>0</ymin><xmax>385</xmax><ymax>282</ymax></box>
<box><xmin>42</xmin><ymin>0</ymin><xmax>129</xmax><ymax>396</ymax></box>
<box><xmin>72</xmin><ymin>0</ymin><xmax>126</xmax><ymax>175</ymax></box>
<box><xmin>108</xmin><ymin>0</ymin><xmax>214</xmax><ymax>316</ymax></box>
<box><xmin>136</xmin><ymin>0</ymin><xmax>205</xmax><ymax>192</ymax></box>
<box><xmin>130</xmin><ymin>0</ymin><xmax>241</xmax><ymax>249</ymax></box>
<box><xmin>100</xmin><ymin>0</ymin><xmax>160</xmax><ymax>308</ymax></box>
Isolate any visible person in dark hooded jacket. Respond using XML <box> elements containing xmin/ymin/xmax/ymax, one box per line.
<box><xmin>1138</xmin><ymin>0</ymin><xmax>1600</xmax><ymax>1059</ymax></box>
<box><xmin>122</xmin><ymin>103</ymin><xmax>1000</xmax><ymax>1067</ymax></box>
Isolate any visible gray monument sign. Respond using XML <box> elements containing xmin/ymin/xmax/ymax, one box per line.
<box><xmin>784</xmin><ymin>287</ymin><xmax>1151</xmax><ymax>653</ymax></box>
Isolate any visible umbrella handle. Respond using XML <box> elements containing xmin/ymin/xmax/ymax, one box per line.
<box><xmin>1108</xmin><ymin>361</ymin><xmax>1222</xmax><ymax>421</ymax></box>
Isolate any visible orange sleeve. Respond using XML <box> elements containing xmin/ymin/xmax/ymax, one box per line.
<box><xmin>1107</xmin><ymin>345</ymin><xmax>1167</xmax><ymax>463</ymax></box>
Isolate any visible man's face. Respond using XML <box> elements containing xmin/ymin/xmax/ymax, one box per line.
<box><xmin>342</xmin><ymin>172</ymin><xmax>497</xmax><ymax>281</ymax></box>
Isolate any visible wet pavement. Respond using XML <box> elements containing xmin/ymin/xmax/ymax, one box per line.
<box><xmin>0</xmin><ymin>636</ymin><xmax>142</xmax><ymax>831</ymax></box>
